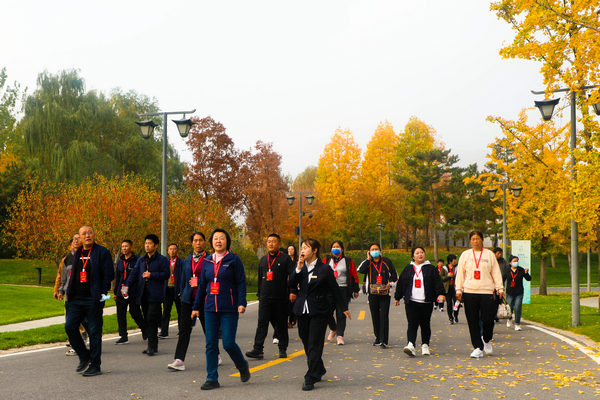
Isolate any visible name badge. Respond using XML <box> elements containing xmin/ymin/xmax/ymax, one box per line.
<box><xmin>80</xmin><ymin>270</ymin><xmax>87</xmax><ymax>283</ymax></box>
<box><xmin>414</xmin><ymin>279</ymin><xmax>421</xmax><ymax>288</ymax></box>
<box><xmin>474</xmin><ymin>270</ymin><xmax>481</xmax><ymax>280</ymax></box>
<box><xmin>190</xmin><ymin>276</ymin><xmax>198</xmax><ymax>287</ymax></box>
<box><xmin>210</xmin><ymin>282</ymin><xmax>219</xmax><ymax>294</ymax></box>
<box><xmin>334</xmin><ymin>270</ymin><xmax>338</xmax><ymax>279</ymax></box>
<box><xmin>266</xmin><ymin>271</ymin><xmax>273</xmax><ymax>281</ymax></box>
<box><xmin>170</xmin><ymin>275</ymin><xmax>175</xmax><ymax>284</ymax></box>
<box><xmin>510</xmin><ymin>281</ymin><xmax>516</xmax><ymax>287</ymax></box>
<box><xmin>376</xmin><ymin>275</ymin><xmax>382</xmax><ymax>284</ymax></box>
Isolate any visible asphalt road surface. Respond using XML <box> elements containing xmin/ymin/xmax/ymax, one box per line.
<box><xmin>1</xmin><ymin>295</ymin><xmax>599</xmax><ymax>399</ymax></box>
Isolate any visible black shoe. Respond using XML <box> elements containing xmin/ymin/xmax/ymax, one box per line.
<box><xmin>142</xmin><ymin>348</ymin><xmax>156</xmax><ymax>356</ymax></box>
<box><xmin>239</xmin><ymin>363</ymin><xmax>251</xmax><ymax>382</ymax></box>
<box><xmin>245</xmin><ymin>349</ymin><xmax>264</xmax><ymax>359</ymax></box>
<box><xmin>82</xmin><ymin>365</ymin><xmax>102</xmax><ymax>376</ymax></box>
<box><xmin>380</xmin><ymin>343</ymin><xmax>387</xmax><ymax>349</ymax></box>
<box><xmin>449</xmin><ymin>319</ymin><xmax>455</xmax><ymax>325</ymax></box>
<box><xmin>115</xmin><ymin>337</ymin><xmax>128</xmax><ymax>344</ymax></box>
<box><xmin>372</xmin><ymin>341</ymin><xmax>381</xmax><ymax>346</ymax></box>
<box><xmin>302</xmin><ymin>382</ymin><xmax>314</xmax><ymax>391</ymax></box>
<box><xmin>201</xmin><ymin>380</ymin><xmax>220</xmax><ymax>390</ymax></box>
<box><xmin>158</xmin><ymin>333</ymin><xmax>168</xmax><ymax>339</ymax></box>
<box><xmin>279</xmin><ymin>350</ymin><xmax>287</xmax><ymax>358</ymax></box>
<box><xmin>455</xmin><ymin>316</ymin><xmax>459</xmax><ymax>323</ymax></box>
<box><xmin>76</xmin><ymin>358</ymin><xmax>90</xmax><ymax>373</ymax></box>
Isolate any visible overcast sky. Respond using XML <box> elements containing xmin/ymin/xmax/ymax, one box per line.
<box><xmin>2</xmin><ymin>0</ymin><xmax>556</xmax><ymax>177</ymax></box>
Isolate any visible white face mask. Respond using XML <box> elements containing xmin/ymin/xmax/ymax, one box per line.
<box><xmin>511</xmin><ymin>262</ymin><xmax>519</xmax><ymax>267</ymax></box>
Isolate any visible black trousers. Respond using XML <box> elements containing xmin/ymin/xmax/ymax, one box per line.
<box><xmin>297</xmin><ymin>313</ymin><xmax>328</xmax><ymax>384</ymax></box>
<box><xmin>463</xmin><ymin>293</ymin><xmax>496</xmax><ymax>350</ymax></box>
<box><xmin>65</xmin><ymin>297</ymin><xmax>104</xmax><ymax>368</ymax></box>
<box><xmin>327</xmin><ymin>287</ymin><xmax>351</xmax><ymax>336</ymax></box>
<box><xmin>161</xmin><ymin>286</ymin><xmax>181</xmax><ymax>336</ymax></box>
<box><xmin>404</xmin><ymin>301</ymin><xmax>433</xmax><ymax>345</ymax></box>
<box><xmin>368</xmin><ymin>294</ymin><xmax>391</xmax><ymax>345</ymax></box>
<box><xmin>140</xmin><ymin>293</ymin><xmax>162</xmax><ymax>351</ymax></box>
<box><xmin>116</xmin><ymin>295</ymin><xmax>145</xmax><ymax>339</ymax></box>
<box><xmin>253</xmin><ymin>298</ymin><xmax>289</xmax><ymax>351</ymax></box>
<box><xmin>174</xmin><ymin>302</ymin><xmax>196</xmax><ymax>361</ymax></box>
<box><xmin>445</xmin><ymin>286</ymin><xmax>459</xmax><ymax>321</ymax></box>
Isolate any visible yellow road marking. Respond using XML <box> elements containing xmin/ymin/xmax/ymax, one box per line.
<box><xmin>358</xmin><ymin>310</ymin><xmax>366</xmax><ymax>320</ymax></box>
<box><xmin>230</xmin><ymin>348</ymin><xmax>306</xmax><ymax>376</ymax></box>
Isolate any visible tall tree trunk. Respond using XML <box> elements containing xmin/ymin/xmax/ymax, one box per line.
<box><xmin>551</xmin><ymin>254</ymin><xmax>556</xmax><ymax>268</ymax></box>
<box><xmin>539</xmin><ymin>254</ymin><xmax>547</xmax><ymax>295</ymax></box>
<box><xmin>567</xmin><ymin>252</ymin><xmax>572</xmax><ymax>272</ymax></box>
<box><xmin>433</xmin><ymin>227</ymin><xmax>438</xmax><ymax>261</ymax></box>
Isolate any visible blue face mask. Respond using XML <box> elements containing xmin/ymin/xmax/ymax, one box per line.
<box><xmin>370</xmin><ymin>250</ymin><xmax>381</xmax><ymax>258</ymax></box>
<box><xmin>512</xmin><ymin>262</ymin><xmax>519</xmax><ymax>267</ymax></box>
<box><xmin>331</xmin><ymin>248</ymin><xmax>342</xmax><ymax>256</ymax></box>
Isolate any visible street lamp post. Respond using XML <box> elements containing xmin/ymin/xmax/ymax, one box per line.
<box><xmin>486</xmin><ymin>182</ymin><xmax>522</xmax><ymax>261</ymax></box>
<box><xmin>377</xmin><ymin>222</ymin><xmax>385</xmax><ymax>250</ymax></box>
<box><xmin>136</xmin><ymin>109</ymin><xmax>196</xmax><ymax>255</ymax></box>
<box><xmin>286</xmin><ymin>192</ymin><xmax>315</xmax><ymax>251</ymax></box>
<box><xmin>532</xmin><ymin>85</ymin><xmax>600</xmax><ymax>326</ymax></box>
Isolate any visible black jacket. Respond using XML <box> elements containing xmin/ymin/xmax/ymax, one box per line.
<box><xmin>290</xmin><ymin>259</ymin><xmax>345</xmax><ymax>317</ymax></box>
<box><xmin>502</xmin><ymin>266</ymin><xmax>532</xmax><ymax>296</ymax></box>
<box><xmin>66</xmin><ymin>244</ymin><xmax>114</xmax><ymax>302</ymax></box>
<box><xmin>394</xmin><ymin>262</ymin><xmax>446</xmax><ymax>303</ymax></box>
<box><xmin>257</xmin><ymin>249</ymin><xmax>294</xmax><ymax>300</ymax></box>
<box><xmin>114</xmin><ymin>254</ymin><xmax>138</xmax><ymax>297</ymax></box>
<box><xmin>125</xmin><ymin>252</ymin><xmax>170</xmax><ymax>304</ymax></box>
<box><xmin>357</xmin><ymin>256</ymin><xmax>398</xmax><ymax>294</ymax></box>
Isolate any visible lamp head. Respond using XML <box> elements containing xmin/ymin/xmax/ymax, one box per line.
<box><xmin>135</xmin><ymin>119</ymin><xmax>158</xmax><ymax>139</ymax></box>
<box><xmin>511</xmin><ymin>185</ymin><xmax>523</xmax><ymax>198</ymax></box>
<box><xmin>172</xmin><ymin>117</ymin><xmax>196</xmax><ymax>138</ymax></box>
<box><xmin>305</xmin><ymin>194</ymin><xmax>315</xmax><ymax>205</ymax></box>
<box><xmin>534</xmin><ymin>98</ymin><xmax>560</xmax><ymax>121</ymax></box>
<box><xmin>486</xmin><ymin>187</ymin><xmax>498</xmax><ymax>199</ymax></box>
<box><xmin>286</xmin><ymin>195</ymin><xmax>296</xmax><ymax>206</ymax></box>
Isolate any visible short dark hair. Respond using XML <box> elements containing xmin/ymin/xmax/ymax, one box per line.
<box><xmin>437</xmin><ymin>259</ymin><xmax>445</xmax><ymax>264</ymax></box>
<box><xmin>121</xmin><ymin>239</ymin><xmax>133</xmax><ymax>246</ymax></box>
<box><xmin>368</xmin><ymin>242</ymin><xmax>381</xmax><ymax>251</ymax></box>
<box><xmin>469</xmin><ymin>231</ymin><xmax>484</xmax><ymax>240</ymax></box>
<box><xmin>493</xmin><ymin>247</ymin><xmax>503</xmax><ymax>254</ymax></box>
<box><xmin>330</xmin><ymin>240</ymin><xmax>344</xmax><ymax>252</ymax></box>
<box><xmin>267</xmin><ymin>233</ymin><xmax>281</xmax><ymax>241</ymax></box>
<box><xmin>209</xmin><ymin>228</ymin><xmax>231</xmax><ymax>250</ymax></box>
<box><xmin>168</xmin><ymin>243</ymin><xmax>178</xmax><ymax>248</ymax></box>
<box><xmin>145</xmin><ymin>234</ymin><xmax>159</xmax><ymax>245</ymax></box>
<box><xmin>411</xmin><ymin>246</ymin><xmax>426</xmax><ymax>259</ymax></box>
<box><xmin>301</xmin><ymin>238</ymin><xmax>321</xmax><ymax>259</ymax></box>
<box><xmin>190</xmin><ymin>231</ymin><xmax>205</xmax><ymax>242</ymax></box>
<box><xmin>447</xmin><ymin>254</ymin><xmax>457</xmax><ymax>263</ymax></box>
<box><xmin>509</xmin><ymin>255</ymin><xmax>519</xmax><ymax>263</ymax></box>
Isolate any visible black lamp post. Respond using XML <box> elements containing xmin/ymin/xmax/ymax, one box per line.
<box><xmin>286</xmin><ymin>192</ymin><xmax>315</xmax><ymax>251</ymax></box>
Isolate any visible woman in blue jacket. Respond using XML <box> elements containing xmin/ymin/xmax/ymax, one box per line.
<box><xmin>394</xmin><ymin>247</ymin><xmax>445</xmax><ymax>357</ymax></box>
<box><xmin>191</xmin><ymin>228</ymin><xmax>250</xmax><ymax>390</ymax></box>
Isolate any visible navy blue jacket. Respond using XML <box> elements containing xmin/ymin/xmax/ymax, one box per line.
<box><xmin>125</xmin><ymin>252</ymin><xmax>170</xmax><ymax>304</ymax></box>
<box><xmin>257</xmin><ymin>250</ymin><xmax>294</xmax><ymax>300</ymax></box>
<box><xmin>394</xmin><ymin>262</ymin><xmax>446</xmax><ymax>303</ymax></box>
<box><xmin>114</xmin><ymin>254</ymin><xmax>138</xmax><ymax>297</ymax></box>
<box><xmin>289</xmin><ymin>259</ymin><xmax>345</xmax><ymax>317</ymax></box>
<box><xmin>193</xmin><ymin>252</ymin><xmax>247</xmax><ymax>313</ymax></box>
<box><xmin>167</xmin><ymin>256</ymin><xmax>184</xmax><ymax>296</ymax></box>
<box><xmin>180</xmin><ymin>252</ymin><xmax>209</xmax><ymax>304</ymax></box>
<box><xmin>66</xmin><ymin>243</ymin><xmax>114</xmax><ymax>302</ymax></box>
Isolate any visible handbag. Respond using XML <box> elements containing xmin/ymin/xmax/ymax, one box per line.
<box><xmin>496</xmin><ymin>299</ymin><xmax>511</xmax><ymax>319</ymax></box>
<box><xmin>369</xmin><ymin>282</ymin><xmax>390</xmax><ymax>296</ymax></box>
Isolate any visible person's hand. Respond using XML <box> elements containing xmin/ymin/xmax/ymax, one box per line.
<box><xmin>238</xmin><ymin>305</ymin><xmax>246</xmax><ymax>314</ymax></box>
<box><xmin>437</xmin><ymin>295</ymin><xmax>446</xmax><ymax>303</ymax></box>
<box><xmin>394</xmin><ymin>300</ymin><xmax>400</xmax><ymax>306</ymax></box>
<box><xmin>58</xmin><ymin>293</ymin><xmax>64</xmax><ymax>300</ymax></box>
<box><xmin>53</xmin><ymin>292</ymin><xmax>59</xmax><ymax>300</ymax></box>
<box><xmin>297</xmin><ymin>253</ymin><xmax>305</xmax><ymax>270</ymax></box>
<box><xmin>343</xmin><ymin>310</ymin><xmax>351</xmax><ymax>320</ymax></box>
<box><xmin>456</xmin><ymin>292</ymin><xmax>462</xmax><ymax>302</ymax></box>
<box><xmin>289</xmin><ymin>293</ymin><xmax>297</xmax><ymax>303</ymax></box>
<box><xmin>448</xmin><ymin>273</ymin><xmax>454</xmax><ymax>277</ymax></box>
<box><xmin>191</xmin><ymin>310</ymin><xmax>200</xmax><ymax>319</ymax></box>
<box><xmin>288</xmin><ymin>319</ymin><xmax>297</xmax><ymax>328</ymax></box>
<box><xmin>525</xmin><ymin>268</ymin><xmax>529</xmax><ymax>274</ymax></box>
<box><xmin>142</xmin><ymin>271</ymin><xmax>151</xmax><ymax>279</ymax></box>
<box><xmin>366</xmin><ymin>250</ymin><xmax>371</xmax><ymax>260</ymax></box>
<box><xmin>498</xmin><ymin>290</ymin><xmax>505</xmax><ymax>299</ymax></box>
<box><xmin>353</xmin><ymin>292</ymin><xmax>359</xmax><ymax>299</ymax></box>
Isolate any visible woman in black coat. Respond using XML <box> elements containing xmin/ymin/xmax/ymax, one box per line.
<box><xmin>394</xmin><ymin>247</ymin><xmax>445</xmax><ymax>357</ymax></box>
<box><xmin>289</xmin><ymin>238</ymin><xmax>350</xmax><ymax>391</ymax></box>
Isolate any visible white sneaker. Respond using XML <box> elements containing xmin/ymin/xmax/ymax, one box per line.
<box><xmin>65</xmin><ymin>348</ymin><xmax>77</xmax><ymax>356</ymax></box>
<box><xmin>218</xmin><ymin>354</ymin><xmax>222</xmax><ymax>365</ymax></box>
<box><xmin>168</xmin><ymin>359</ymin><xmax>185</xmax><ymax>371</ymax></box>
<box><xmin>515</xmin><ymin>324</ymin><xmax>522</xmax><ymax>331</ymax></box>
<box><xmin>403</xmin><ymin>342</ymin><xmax>416</xmax><ymax>357</ymax></box>
<box><xmin>327</xmin><ymin>330</ymin><xmax>336</xmax><ymax>341</ymax></box>
<box><xmin>482</xmin><ymin>339</ymin><xmax>493</xmax><ymax>355</ymax></box>
<box><xmin>470</xmin><ymin>348</ymin><xmax>484</xmax><ymax>358</ymax></box>
<box><xmin>421</xmin><ymin>344</ymin><xmax>430</xmax><ymax>355</ymax></box>
<box><xmin>506</xmin><ymin>319</ymin><xmax>512</xmax><ymax>328</ymax></box>
<box><xmin>272</xmin><ymin>338</ymin><xmax>279</xmax><ymax>344</ymax></box>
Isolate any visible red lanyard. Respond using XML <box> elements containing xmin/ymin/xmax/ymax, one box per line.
<box><xmin>123</xmin><ymin>260</ymin><xmax>128</xmax><ymax>280</ymax></box>
<box><xmin>192</xmin><ymin>252</ymin><xmax>205</xmax><ymax>277</ymax></box>
<box><xmin>81</xmin><ymin>247</ymin><xmax>92</xmax><ymax>272</ymax></box>
<box><xmin>213</xmin><ymin>252</ymin><xmax>228</xmax><ymax>282</ymax></box>
<box><xmin>267</xmin><ymin>251</ymin><xmax>280</xmax><ymax>272</ymax></box>
<box><xmin>472</xmin><ymin>249</ymin><xmax>483</xmax><ymax>269</ymax></box>
<box><xmin>371</xmin><ymin>259</ymin><xmax>387</xmax><ymax>276</ymax></box>
<box><xmin>413</xmin><ymin>265</ymin><xmax>422</xmax><ymax>278</ymax></box>
<box><xmin>331</xmin><ymin>256</ymin><xmax>343</xmax><ymax>270</ymax></box>
<box><xmin>170</xmin><ymin>259</ymin><xmax>176</xmax><ymax>274</ymax></box>
<box><xmin>510</xmin><ymin>269</ymin><xmax>518</xmax><ymax>282</ymax></box>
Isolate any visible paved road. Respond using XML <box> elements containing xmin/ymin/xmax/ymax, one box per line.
<box><xmin>2</xmin><ymin>296</ymin><xmax>600</xmax><ymax>399</ymax></box>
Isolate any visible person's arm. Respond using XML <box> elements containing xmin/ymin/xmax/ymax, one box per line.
<box><xmin>101</xmin><ymin>248</ymin><xmax>115</xmax><ymax>295</ymax></box>
<box><xmin>522</xmin><ymin>267</ymin><xmax>532</xmax><ymax>281</ymax></box>
<box><xmin>348</xmin><ymin>259</ymin><xmax>360</xmax><ymax>296</ymax></box>
<box><xmin>357</xmin><ymin>259</ymin><xmax>369</xmax><ymax>275</ymax></box>
<box><xmin>455</xmin><ymin>253</ymin><xmax>466</xmax><ymax>300</ymax></box>
<box><xmin>235</xmin><ymin>255</ymin><xmax>247</xmax><ymax>312</ymax></box>
<box><xmin>193</xmin><ymin>263</ymin><xmax>208</xmax><ymax>311</ymax></box>
<box><xmin>53</xmin><ymin>259</ymin><xmax>64</xmax><ymax>298</ymax></box>
<box><xmin>388</xmin><ymin>258</ymin><xmax>398</xmax><ymax>283</ymax></box>
<box><xmin>490</xmin><ymin>252</ymin><xmax>504</xmax><ymax>296</ymax></box>
<box><xmin>114</xmin><ymin>261</ymin><xmax>121</xmax><ymax>296</ymax></box>
<box><xmin>394</xmin><ymin>267</ymin><xmax>404</xmax><ymax>304</ymax></box>
<box><xmin>256</xmin><ymin>258</ymin><xmax>263</xmax><ymax>299</ymax></box>
<box><xmin>149</xmin><ymin>257</ymin><xmax>170</xmax><ymax>280</ymax></box>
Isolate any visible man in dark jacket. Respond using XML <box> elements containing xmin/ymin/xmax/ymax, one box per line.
<box><xmin>246</xmin><ymin>233</ymin><xmax>294</xmax><ymax>360</ymax></box>
<box><xmin>64</xmin><ymin>225</ymin><xmax>114</xmax><ymax>377</ymax></box>
<box><xmin>114</xmin><ymin>239</ymin><xmax>144</xmax><ymax>344</ymax></box>
<box><xmin>123</xmin><ymin>234</ymin><xmax>170</xmax><ymax>356</ymax></box>
<box><xmin>160</xmin><ymin>243</ymin><xmax>183</xmax><ymax>338</ymax></box>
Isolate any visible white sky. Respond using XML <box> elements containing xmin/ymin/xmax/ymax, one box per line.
<box><xmin>1</xmin><ymin>0</ymin><xmax>555</xmax><ymax>177</ymax></box>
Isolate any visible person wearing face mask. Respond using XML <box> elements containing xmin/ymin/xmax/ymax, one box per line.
<box><xmin>455</xmin><ymin>231</ymin><xmax>505</xmax><ymax>358</ymax></box>
<box><xmin>323</xmin><ymin>240</ymin><xmax>360</xmax><ymax>345</ymax></box>
<box><xmin>394</xmin><ymin>247</ymin><xmax>445</xmax><ymax>357</ymax></box>
<box><xmin>502</xmin><ymin>255</ymin><xmax>531</xmax><ymax>331</ymax></box>
<box><xmin>290</xmin><ymin>238</ymin><xmax>350</xmax><ymax>391</ymax></box>
<box><xmin>445</xmin><ymin>254</ymin><xmax>460</xmax><ymax>324</ymax></box>
<box><xmin>357</xmin><ymin>243</ymin><xmax>398</xmax><ymax>348</ymax></box>
<box><xmin>191</xmin><ymin>228</ymin><xmax>250</xmax><ymax>390</ymax></box>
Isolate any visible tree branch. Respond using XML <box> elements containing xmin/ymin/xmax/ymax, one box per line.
<box><xmin>535</xmin><ymin>0</ymin><xmax>600</xmax><ymax>33</ymax></box>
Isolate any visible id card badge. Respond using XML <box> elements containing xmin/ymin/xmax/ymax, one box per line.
<box><xmin>210</xmin><ymin>282</ymin><xmax>219</xmax><ymax>295</ymax></box>
<box><xmin>511</xmin><ymin>281</ymin><xmax>516</xmax><ymax>287</ymax></box>
<box><xmin>80</xmin><ymin>270</ymin><xmax>87</xmax><ymax>283</ymax></box>
<box><xmin>190</xmin><ymin>276</ymin><xmax>198</xmax><ymax>287</ymax></box>
<box><xmin>266</xmin><ymin>271</ymin><xmax>273</xmax><ymax>281</ymax></box>
<box><xmin>414</xmin><ymin>279</ymin><xmax>422</xmax><ymax>288</ymax></box>
<box><xmin>170</xmin><ymin>275</ymin><xmax>175</xmax><ymax>284</ymax></box>
<box><xmin>376</xmin><ymin>275</ymin><xmax>382</xmax><ymax>284</ymax></box>
<box><xmin>474</xmin><ymin>270</ymin><xmax>481</xmax><ymax>280</ymax></box>
<box><xmin>334</xmin><ymin>270</ymin><xmax>338</xmax><ymax>279</ymax></box>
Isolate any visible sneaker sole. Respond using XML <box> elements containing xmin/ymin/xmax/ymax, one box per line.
<box><xmin>168</xmin><ymin>365</ymin><xmax>185</xmax><ymax>371</ymax></box>
<box><xmin>403</xmin><ymin>348</ymin><xmax>415</xmax><ymax>357</ymax></box>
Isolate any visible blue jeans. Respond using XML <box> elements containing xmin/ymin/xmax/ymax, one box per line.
<box><xmin>506</xmin><ymin>294</ymin><xmax>523</xmax><ymax>324</ymax></box>
<box><xmin>205</xmin><ymin>311</ymin><xmax>248</xmax><ymax>382</ymax></box>
<box><xmin>65</xmin><ymin>296</ymin><xmax>104</xmax><ymax>367</ymax></box>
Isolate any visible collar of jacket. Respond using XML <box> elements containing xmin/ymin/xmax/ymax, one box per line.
<box><xmin>120</xmin><ymin>253</ymin><xmax>137</xmax><ymax>261</ymax></box>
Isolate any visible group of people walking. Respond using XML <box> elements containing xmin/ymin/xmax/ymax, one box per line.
<box><xmin>54</xmin><ymin>225</ymin><xmax>529</xmax><ymax>391</ymax></box>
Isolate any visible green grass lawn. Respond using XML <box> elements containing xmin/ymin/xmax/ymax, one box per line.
<box><xmin>522</xmin><ymin>293</ymin><xmax>600</xmax><ymax>342</ymax></box>
<box><xmin>0</xmin><ymin>259</ymin><xmax>58</xmax><ymax>286</ymax></box>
